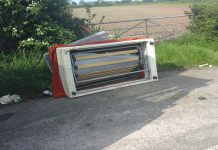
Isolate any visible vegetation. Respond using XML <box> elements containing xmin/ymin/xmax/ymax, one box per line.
<box><xmin>187</xmin><ymin>1</ymin><xmax>218</xmax><ymax>41</ymax></box>
<box><xmin>157</xmin><ymin>34</ymin><xmax>218</xmax><ymax>71</ymax></box>
<box><xmin>157</xmin><ymin>1</ymin><xmax>218</xmax><ymax>70</ymax></box>
<box><xmin>85</xmin><ymin>6</ymin><xmax>105</xmax><ymax>35</ymax></box>
<box><xmin>0</xmin><ymin>1</ymin><xmax>218</xmax><ymax>97</ymax></box>
<box><xmin>0</xmin><ymin>0</ymin><xmax>87</xmax><ymax>53</ymax></box>
<box><xmin>1</xmin><ymin>33</ymin><xmax>217</xmax><ymax>97</ymax></box>
<box><xmin>0</xmin><ymin>0</ymin><xmax>87</xmax><ymax>97</ymax></box>
<box><xmin>0</xmin><ymin>50</ymin><xmax>50</xmax><ymax>97</ymax></box>
<box><xmin>0</xmin><ymin>1</ymin><xmax>103</xmax><ymax>97</ymax></box>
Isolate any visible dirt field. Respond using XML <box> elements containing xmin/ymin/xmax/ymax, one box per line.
<box><xmin>72</xmin><ymin>3</ymin><xmax>190</xmax><ymax>22</ymax></box>
<box><xmin>72</xmin><ymin>4</ymin><xmax>190</xmax><ymax>40</ymax></box>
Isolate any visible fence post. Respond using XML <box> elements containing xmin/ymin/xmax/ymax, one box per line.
<box><xmin>145</xmin><ymin>19</ymin><xmax>149</xmax><ymax>37</ymax></box>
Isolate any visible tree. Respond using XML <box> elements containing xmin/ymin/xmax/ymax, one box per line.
<box><xmin>0</xmin><ymin>0</ymin><xmax>87</xmax><ymax>53</ymax></box>
<box><xmin>121</xmin><ymin>0</ymin><xmax>132</xmax><ymax>3</ymax></box>
<box><xmin>187</xmin><ymin>2</ymin><xmax>218</xmax><ymax>41</ymax></box>
<box><xmin>71</xmin><ymin>1</ymin><xmax>78</xmax><ymax>5</ymax></box>
<box><xmin>79</xmin><ymin>0</ymin><xmax>86</xmax><ymax>5</ymax></box>
<box><xmin>143</xmin><ymin>0</ymin><xmax>153</xmax><ymax>2</ymax></box>
<box><xmin>96</xmin><ymin>0</ymin><xmax>104</xmax><ymax>4</ymax></box>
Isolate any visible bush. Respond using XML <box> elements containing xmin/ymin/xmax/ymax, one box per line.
<box><xmin>188</xmin><ymin>2</ymin><xmax>218</xmax><ymax>41</ymax></box>
<box><xmin>0</xmin><ymin>0</ymin><xmax>87</xmax><ymax>53</ymax></box>
<box><xmin>0</xmin><ymin>1</ymin><xmax>104</xmax><ymax>97</ymax></box>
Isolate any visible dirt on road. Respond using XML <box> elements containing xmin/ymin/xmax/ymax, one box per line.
<box><xmin>0</xmin><ymin>67</ymin><xmax>218</xmax><ymax>150</ymax></box>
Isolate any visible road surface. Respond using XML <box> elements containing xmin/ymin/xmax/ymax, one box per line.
<box><xmin>0</xmin><ymin>68</ymin><xmax>218</xmax><ymax>150</ymax></box>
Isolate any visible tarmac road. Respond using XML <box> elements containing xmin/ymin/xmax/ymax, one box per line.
<box><xmin>0</xmin><ymin>68</ymin><xmax>218</xmax><ymax>150</ymax></box>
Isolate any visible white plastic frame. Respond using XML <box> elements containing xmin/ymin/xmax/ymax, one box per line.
<box><xmin>56</xmin><ymin>38</ymin><xmax>158</xmax><ymax>98</ymax></box>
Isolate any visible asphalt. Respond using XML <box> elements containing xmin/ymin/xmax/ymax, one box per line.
<box><xmin>0</xmin><ymin>67</ymin><xmax>218</xmax><ymax>150</ymax></box>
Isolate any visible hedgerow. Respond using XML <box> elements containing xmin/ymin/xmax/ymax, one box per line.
<box><xmin>187</xmin><ymin>1</ymin><xmax>218</xmax><ymax>41</ymax></box>
<box><xmin>0</xmin><ymin>0</ymin><xmax>87</xmax><ymax>53</ymax></box>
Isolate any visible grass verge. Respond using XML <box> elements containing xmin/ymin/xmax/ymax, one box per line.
<box><xmin>0</xmin><ymin>50</ymin><xmax>51</xmax><ymax>98</ymax></box>
<box><xmin>156</xmin><ymin>34</ymin><xmax>218</xmax><ymax>71</ymax></box>
<box><xmin>0</xmin><ymin>34</ymin><xmax>218</xmax><ymax>97</ymax></box>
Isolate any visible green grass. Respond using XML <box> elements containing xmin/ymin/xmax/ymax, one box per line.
<box><xmin>156</xmin><ymin>34</ymin><xmax>218</xmax><ymax>71</ymax></box>
<box><xmin>0</xmin><ymin>34</ymin><xmax>218</xmax><ymax>97</ymax></box>
<box><xmin>0</xmin><ymin>50</ymin><xmax>51</xmax><ymax>98</ymax></box>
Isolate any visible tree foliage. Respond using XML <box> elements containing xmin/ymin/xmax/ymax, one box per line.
<box><xmin>79</xmin><ymin>0</ymin><xmax>86</xmax><ymax>5</ymax></box>
<box><xmin>71</xmin><ymin>1</ymin><xmax>78</xmax><ymax>5</ymax></box>
<box><xmin>0</xmin><ymin>0</ymin><xmax>87</xmax><ymax>53</ymax></box>
<box><xmin>121</xmin><ymin>0</ymin><xmax>132</xmax><ymax>3</ymax></box>
<box><xmin>187</xmin><ymin>2</ymin><xmax>218</xmax><ymax>41</ymax></box>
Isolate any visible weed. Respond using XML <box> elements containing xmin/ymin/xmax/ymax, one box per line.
<box><xmin>0</xmin><ymin>50</ymin><xmax>51</xmax><ymax>97</ymax></box>
<box><xmin>0</xmin><ymin>34</ymin><xmax>217</xmax><ymax>97</ymax></box>
<box><xmin>156</xmin><ymin>34</ymin><xmax>218</xmax><ymax>71</ymax></box>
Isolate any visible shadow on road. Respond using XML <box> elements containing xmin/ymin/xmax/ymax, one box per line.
<box><xmin>0</xmin><ymin>70</ymin><xmax>211</xmax><ymax>149</ymax></box>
